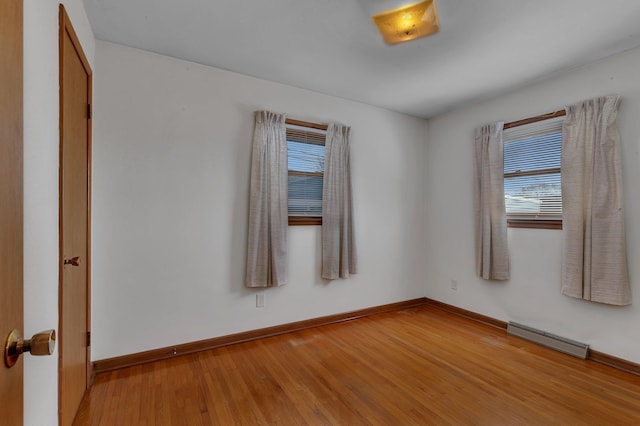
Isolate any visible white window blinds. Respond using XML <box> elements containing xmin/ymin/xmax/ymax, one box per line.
<box><xmin>503</xmin><ymin>116</ymin><xmax>564</xmax><ymax>218</ymax></box>
<box><xmin>287</xmin><ymin>124</ymin><xmax>326</xmax><ymax>217</ymax></box>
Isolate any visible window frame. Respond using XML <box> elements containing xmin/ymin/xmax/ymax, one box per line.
<box><xmin>503</xmin><ymin>110</ymin><xmax>566</xmax><ymax>230</ymax></box>
<box><xmin>285</xmin><ymin>118</ymin><xmax>328</xmax><ymax>226</ymax></box>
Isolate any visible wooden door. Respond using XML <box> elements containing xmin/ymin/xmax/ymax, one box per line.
<box><xmin>0</xmin><ymin>0</ymin><xmax>24</xmax><ymax>425</ymax></box>
<box><xmin>59</xmin><ymin>6</ymin><xmax>92</xmax><ymax>426</ymax></box>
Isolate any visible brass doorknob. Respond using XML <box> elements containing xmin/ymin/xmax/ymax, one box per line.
<box><xmin>64</xmin><ymin>256</ymin><xmax>81</xmax><ymax>266</ymax></box>
<box><xmin>4</xmin><ymin>329</ymin><xmax>56</xmax><ymax>368</ymax></box>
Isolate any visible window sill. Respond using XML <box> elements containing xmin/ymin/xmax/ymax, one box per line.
<box><xmin>289</xmin><ymin>216</ymin><xmax>322</xmax><ymax>226</ymax></box>
<box><xmin>507</xmin><ymin>218</ymin><xmax>562</xmax><ymax>230</ymax></box>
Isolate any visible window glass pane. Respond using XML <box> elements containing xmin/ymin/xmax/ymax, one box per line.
<box><xmin>505</xmin><ymin>173</ymin><xmax>561</xmax><ymax>216</ymax></box>
<box><xmin>287</xmin><ymin>138</ymin><xmax>324</xmax><ymax>217</ymax></box>
<box><xmin>504</xmin><ymin>132</ymin><xmax>561</xmax><ymax>174</ymax></box>
<box><xmin>503</xmin><ymin>116</ymin><xmax>563</xmax><ymax>219</ymax></box>
<box><xmin>288</xmin><ymin>174</ymin><xmax>323</xmax><ymax>216</ymax></box>
<box><xmin>288</xmin><ymin>141</ymin><xmax>324</xmax><ymax>173</ymax></box>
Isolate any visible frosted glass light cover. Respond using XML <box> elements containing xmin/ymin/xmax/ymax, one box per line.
<box><xmin>372</xmin><ymin>0</ymin><xmax>440</xmax><ymax>45</ymax></box>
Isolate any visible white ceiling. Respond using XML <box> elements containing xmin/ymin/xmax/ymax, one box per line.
<box><xmin>83</xmin><ymin>0</ymin><xmax>640</xmax><ymax>118</ymax></box>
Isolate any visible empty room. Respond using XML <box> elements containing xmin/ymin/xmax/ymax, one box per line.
<box><xmin>3</xmin><ymin>0</ymin><xmax>640</xmax><ymax>424</ymax></box>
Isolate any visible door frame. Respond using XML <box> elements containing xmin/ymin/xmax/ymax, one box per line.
<box><xmin>0</xmin><ymin>0</ymin><xmax>24</xmax><ymax>423</ymax></box>
<box><xmin>58</xmin><ymin>4</ymin><xmax>93</xmax><ymax>423</ymax></box>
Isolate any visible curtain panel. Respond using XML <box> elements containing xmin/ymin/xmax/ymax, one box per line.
<box><xmin>473</xmin><ymin>122</ymin><xmax>510</xmax><ymax>280</ymax></box>
<box><xmin>561</xmin><ymin>95</ymin><xmax>631</xmax><ymax>305</ymax></box>
<box><xmin>245</xmin><ymin>111</ymin><xmax>288</xmax><ymax>287</ymax></box>
<box><xmin>322</xmin><ymin>123</ymin><xmax>357</xmax><ymax>280</ymax></box>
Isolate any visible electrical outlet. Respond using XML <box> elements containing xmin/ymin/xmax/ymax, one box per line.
<box><xmin>450</xmin><ymin>279</ymin><xmax>458</xmax><ymax>291</ymax></box>
<box><xmin>256</xmin><ymin>294</ymin><xmax>265</xmax><ymax>308</ymax></box>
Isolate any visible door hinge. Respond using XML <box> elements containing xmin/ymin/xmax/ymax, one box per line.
<box><xmin>87</xmin><ymin>103</ymin><xmax>92</xmax><ymax>119</ymax></box>
<box><xmin>86</xmin><ymin>331</ymin><xmax>91</xmax><ymax>347</ymax></box>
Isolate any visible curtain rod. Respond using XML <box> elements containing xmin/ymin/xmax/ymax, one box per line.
<box><xmin>504</xmin><ymin>109</ymin><xmax>566</xmax><ymax>130</ymax></box>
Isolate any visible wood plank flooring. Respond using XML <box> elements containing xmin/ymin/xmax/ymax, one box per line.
<box><xmin>74</xmin><ymin>306</ymin><xmax>640</xmax><ymax>425</ymax></box>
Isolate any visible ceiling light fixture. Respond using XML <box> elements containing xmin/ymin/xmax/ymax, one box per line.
<box><xmin>370</xmin><ymin>0</ymin><xmax>440</xmax><ymax>45</ymax></box>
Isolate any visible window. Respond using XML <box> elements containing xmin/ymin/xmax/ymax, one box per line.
<box><xmin>503</xmin><ymin>113</ymin><xmax>565</xmax><ymax>229</ymax></box>
<box><xmin>286</xmin><ymin>119</ymin><xmax>327</xmax><ymax>226</ymax></box>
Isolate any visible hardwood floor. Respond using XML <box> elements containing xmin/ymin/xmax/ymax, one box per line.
<box><xmin>74</xmin><ymin>306</ymin><xmax>640</xmax><ymax>425</ymax></box>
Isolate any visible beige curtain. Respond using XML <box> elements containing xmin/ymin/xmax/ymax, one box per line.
<box><xmin>473</xmin><ymin>122</ymin><xmax>510</xmax><ymax>280</ymax></box>
<box><xmin>322</xmin><ymin>123</ymin><xmax>357</xmax><ymax>279</ymax></box>
<box><xmin>245</xmin><ymin>111</ymin><xmax>288</xmax><ymax>287</ymax></box>
<box><xmin>561</xmin><ymin>95</ymin><xmax>630</xmax><ymax>305</ymax></box>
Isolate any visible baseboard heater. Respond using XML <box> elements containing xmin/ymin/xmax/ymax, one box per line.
<box><xmin>507</xmin><ymin>322</ymin><xmax>589</xmax><ymax>359</ymax></box>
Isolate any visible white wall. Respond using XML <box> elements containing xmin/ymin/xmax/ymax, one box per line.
<box><xmin>425</xmin><ymin>46</ymin><xmax>640</xmax><ymax>363</ymax></box>
<box><xmin>23</xmin><ymin>1</ymin><xmax>94</xmax><ymax>425</ymax></box>
<box><xmin>91</xmin><ymin>41</ymin><xmax>428</xmax><ymax>360</ymax></box>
